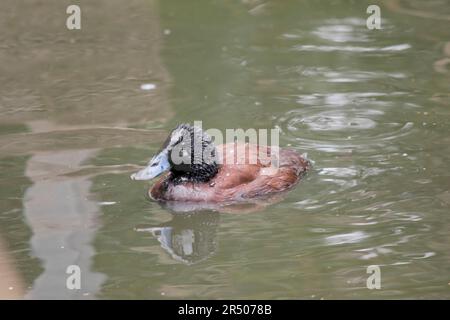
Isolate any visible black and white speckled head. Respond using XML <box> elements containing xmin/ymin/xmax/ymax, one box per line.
<box><xmin>131</xmin><ymin>123</ymin><xmax>219</xmax><ymax>184</ymax></box>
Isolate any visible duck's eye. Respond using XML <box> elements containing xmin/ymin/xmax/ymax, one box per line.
<box><xmin>150</xmin><ymin>163</ymin><xmax>158</xmax><ymax>167</ymax></box>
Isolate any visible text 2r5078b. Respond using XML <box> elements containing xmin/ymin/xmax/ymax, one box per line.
<box><xmin>222</xmin><ymin>304</ymin><xmax>271</xmax><ymax>315</ymax></box>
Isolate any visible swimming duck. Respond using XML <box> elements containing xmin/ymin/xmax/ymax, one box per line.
<box><xmin>131</xmin><ymin>124</ymin><xmax>310</xmax><ymax>202</ymax></box>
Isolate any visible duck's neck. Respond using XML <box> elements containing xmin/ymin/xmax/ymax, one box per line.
<box><xmin>169</xmin><ymin>161</ymin><xmax>219</xmax><ymax>185</ymax></box>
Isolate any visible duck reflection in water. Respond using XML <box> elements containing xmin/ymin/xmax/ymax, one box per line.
<box><xmin>136</xmin><ymin>212</ymin><xmax>220</xmax><ymax>265</ymax></box>
<box><xmin>136</xmin><ymin>196</ymin><xmax>288</xmax><ymax>264</ymax></box>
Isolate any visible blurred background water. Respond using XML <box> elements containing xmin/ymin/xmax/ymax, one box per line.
<box><xmin>1</xmin><ymin>0</ymin><xmax>450</xmax><ymax>299</ymax></box>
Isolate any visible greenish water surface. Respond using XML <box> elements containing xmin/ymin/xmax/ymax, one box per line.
<box><xmin>1</xmin><ymin>0</ymin><xmax>450</xmax><ymax>299</ymax></box>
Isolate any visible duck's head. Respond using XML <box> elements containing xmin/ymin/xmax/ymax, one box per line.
<box><xmin>131</xmin><ymin>124</ymin><xmax>219</xmax><ymax>184</ymax></box>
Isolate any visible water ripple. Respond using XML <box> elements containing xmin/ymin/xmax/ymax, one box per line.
<box><xmin>292</xmin><ymin>44</ymin><xmax>411</xmax><ymax>53</ymax></box>
<box><xmin>325</xmin><ymin>231</ymin><xmax>370</xmax><ymax>246</ymax></box>
<box><xmin>275</xmin><ymin>105</ymin><xmax>415</xmax><ymax>153</ymax></box>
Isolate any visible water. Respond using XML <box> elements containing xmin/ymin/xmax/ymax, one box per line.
<box><xmin>1</xmin><ymin>0</ymin><xmax>450</xmax><ymax>299</ymax></box>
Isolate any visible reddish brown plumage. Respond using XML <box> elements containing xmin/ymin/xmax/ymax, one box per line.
<box><xmin>150</xmin><ymin>143</ymin><xmax>310</xmax><ymax>202</ymax></box>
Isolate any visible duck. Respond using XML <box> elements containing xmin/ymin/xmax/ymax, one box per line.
<box><xmin>131</xmin><ymin>123</ymin><xmax>310</xmax><ymax>203</ymax></box>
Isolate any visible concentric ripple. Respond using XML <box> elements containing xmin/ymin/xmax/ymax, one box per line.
<box><xmin>275</xmin><ymin>104</ymin><xmax>415</xmax><ymax>153</ymax></box>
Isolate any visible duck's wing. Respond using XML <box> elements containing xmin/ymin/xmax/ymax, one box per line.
<box><xmin>225</xmin><ymin>148</ymin><xmax>310</xmax><ymax>199</ymax></box>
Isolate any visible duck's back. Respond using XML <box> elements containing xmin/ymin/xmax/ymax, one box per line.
<box><xmin>150</xmin><ymin>143</ymin><xmax>310</xmax><ymax>202</ymax></box>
